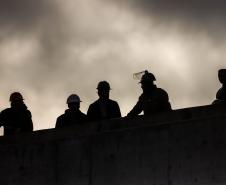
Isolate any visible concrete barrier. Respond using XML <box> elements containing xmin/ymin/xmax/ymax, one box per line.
<box><xmin>0</xmin><ymin>105</ymin><xmax>226</xmax><ymax>185</ymax></box>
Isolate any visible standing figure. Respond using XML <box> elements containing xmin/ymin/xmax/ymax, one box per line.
<box><xmin>56</xmin><ymin>94</ymin><xmax>87</xmax><ymax>128</ymax></box>
<box><xmin>0</xmin><ymin>92</ymin><xmax>33</xmax><ymax>135</ymax></box>
<box><xmin>87</xmin><ymin>81</ymin><xmax>121</xmax><ymax>121</ymax></box>
<box><xmin>127</xmin><ymin>70</ymin><xmax>171</xmax><ymax>117</ymax></box>
<box><xmin>213</xmin><ymin>69</ymin><xmax>226</xmax><ymax>104</ymax></box>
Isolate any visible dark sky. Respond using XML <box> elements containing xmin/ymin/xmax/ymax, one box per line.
<box><xmin>0</xmin><ymin>0</ymin><xmax>225</xmax><ymax>131</ymax></box>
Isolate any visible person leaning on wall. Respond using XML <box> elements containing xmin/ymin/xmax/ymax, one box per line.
<box><xmin>0</xmin><ymin>92</ymin><xmax>33</xmax><ymax>136</ymax></box>
<box><xmin>127</xmin><ymin>70</ymin><xmax>172</xmax><ymax>117</ymax></box>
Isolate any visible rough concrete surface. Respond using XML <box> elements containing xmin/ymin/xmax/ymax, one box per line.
<box><xmin>0</xmin><ymin>105</ymin><xmax>226</xmax><ymax>185</ymax></box>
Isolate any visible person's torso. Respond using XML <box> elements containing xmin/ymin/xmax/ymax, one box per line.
<box><xmin>140</xmin><ymin>88</ymin><xmax>171</xmax><ymax>115</ymax></box>
<box><xmin>90</xmin><ymin>99</ymin><xmax>119</xmax><ymax>120</ymax></box>
<box><xmin>217</xmin><ymin>87</ymin><xmax>226</xmax><ymax>100</ymax></box>
<box><xmin>1</xmin><ymin>108</ymin><xmax>32</xmax><ymax>135</ymax></box>
<box><xmin>59</xmin><ymin>110</ymin><xmax>87</xmax><ymax>126</ymax></box>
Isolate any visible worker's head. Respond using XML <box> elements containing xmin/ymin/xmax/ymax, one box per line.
<box><xmin>9</xmin><ymin>92</ymin><xmax>24</xmax><ymax>107</ymax></box>
<box><xmin>97</xmin><ymin>81</ymin><xmax>111</xmax><ymax>100</ymax></box>
<box><xmin>10</xmin><ymin>92</ymin><xmax>24</xmax><ymax>102</ymax></box>
<box><xmin>66</xmin><ymin>94</ymin><xmax>81</xmax><ymax>110</ymax></box>
<box><xmin>218</xmin><ymin>69</ymin><xmax>226</xmax><ymax>84</ymax></box>
<box><xmin>140</xmin><ymin>71</ymin><xmax>156</xmax><ymax>92</ymax></box>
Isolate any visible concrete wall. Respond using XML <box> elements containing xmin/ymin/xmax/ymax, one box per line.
<box><xmin>0</xmin><ymin>105</ymin><xmax>226</xmax><ymax>185</ymax></box>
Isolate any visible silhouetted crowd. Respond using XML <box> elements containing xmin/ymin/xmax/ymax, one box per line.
<box><xmin>0</xmin><ymin>69</ymin><xmax>225</xmax><ymax>136</ymax></box>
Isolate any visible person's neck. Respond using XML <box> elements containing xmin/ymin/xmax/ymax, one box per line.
<box><xmin>99</xmin><ymin>97</ymin><xmax>109</xmax><ymax>101</ymax></box>
<box><xmin>68</xmin><ymin>108</ymin><xmax>79</xmax><ymax>112</ymax></box>
<box><xmin>11</xmin><ymin>102</ymin><xmax>26</xmax><ymax>109</ymax></box>
<box><xmin>143</xmin><ymin>85</ymin><xmax>156</xmax><ymax>94</ymax></box>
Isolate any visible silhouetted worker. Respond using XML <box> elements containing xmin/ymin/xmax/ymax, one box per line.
<box><xmin>213</xmin><ymin>69</ymin><xmax>226</xmax><ymax>104</ymax></box>
<box><xmin>127</xmin><ymin>70</ymin><xmax>171</xmax><ymax>117</ymax></box>
<box><xmin>56</xmin><ymin>94</ymin><xmax>87</xmax><ymax>128</ymax></box>
<box><xmin>87</xmin><ymin>81</ymin><xmax>121</xmax><ymax>121</ymax></box>
<box><xmin>0</xmin><ymin>92</ymin><xmax>33</xmax><ymax>135</ymax></box>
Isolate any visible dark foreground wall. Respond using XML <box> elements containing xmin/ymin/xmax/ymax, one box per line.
<box><xmin>0</xmin><ymin>105</ymin><xmax>226</xmax><ymax>185</ymax></box>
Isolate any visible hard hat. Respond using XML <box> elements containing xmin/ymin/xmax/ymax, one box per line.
<box><xmin>66</xmin><ymin>94</ymin><xmax>81</xmax><ymax>104</ymax></box>
<box><xmin>140</xmin><ymin>70</ymin><xmax>156</xmax><ymax>83</ymax></box>
<box><xmin>97</xmin><ymin>81</ymin><xmax>111</xmax><ymax>91</ymax></box>
<box><xmin>9</xmin><ymin>92</ymin><xmax>24</xmax><ymax>102</ymax></box>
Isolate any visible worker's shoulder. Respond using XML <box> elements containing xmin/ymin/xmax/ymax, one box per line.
<box><xmin>1</xmin><ymin>108</ymin><xmax>12</xmax><ymax>115</ymax></box>
<box><xmin>56</xmin><ymin>113</ymin><xmax>67</xmax><ymax>124</ymax></box>
<box><xmin>216</xmin><ymin>87</ymin><xmax>226</xmax><ymax>99</ymax></box>
<box><xmin>89</xmin><ymin>99</ymin><xmax>99</xmax><ymax>107</ymax></box>
<box><xmin>108</xmin><ymin>99</ymin><xmax>119</xmax><ymax>106</ymax></box>
<box><xmin>155</xmin><ymin>87</ymin><xmax>169</xmax><ymax>95</ymax></box>
<box><xmin>77</xmin><ymin>110</ymin><xmax>87</xmax><ymax>117</ymax></box>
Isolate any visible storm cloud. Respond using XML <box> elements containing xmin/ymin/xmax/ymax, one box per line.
<box><xmin>109</xmin><ymin>0</ymin><xmax>226</xmax><ymax>23</ymax></box>
<box><xmin>0</xmin><ymin>0</ymin><xmax>225</xmax><ymax>132</ymax></box>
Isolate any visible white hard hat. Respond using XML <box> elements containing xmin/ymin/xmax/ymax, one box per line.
<box><xmin>66</xmin><ymin>94</ymin><xmax>81</xmax><ymax>104</ymax></box>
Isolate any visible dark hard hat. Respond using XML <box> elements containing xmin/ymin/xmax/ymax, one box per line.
<box><xmin>9</xmin><ymin>92</ymin><xmax>24</xmax><ymax>102</ymax></box>
<box><xmin>97</xmin><ymin>81</ymin><xmax>111</xmax><ymax>91</ymax></box>
<box><xmin>140</xmin><ymin>70</ymin><xmax>156</xmax><ymax>83</ymax></box>
<box><xmin>218</xmin><ymin>69</ymin><xmax>226</xmax><ymax>83</ymax></box>
<box><xmin>67</xmin><ymin>94</ymin><xmax>81</xmax><ymax>104</ymax></box>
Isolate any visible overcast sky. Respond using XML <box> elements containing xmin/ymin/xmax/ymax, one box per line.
<box><xmin>0</xmin><ymin>0</ymin><xmax>225</xmax><ymax>133</ymax></box>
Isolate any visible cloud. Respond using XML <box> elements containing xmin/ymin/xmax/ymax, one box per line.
<box><xmin>0</xmin><ymin>0</ymin><xmax>225</xmax><ymax>133</ymax></box>
<box><xmin>0</xmin><ymin>0</ymin><xmax>56</xmax><ymax>32</ymax></box>
<box><xmin>102</xmin><ymin>0</ymin><xmax>226</xmax><ymax>102</ymax></box>
<box><xmin>107</xmin><ymin>0</ymin><xmax>226</xmax><ymax>22</ymax></box>
<box><xmin>0</xmin><ymin>0</ymin><xmax>139</xmax><ymax>130</ymax></box>
<box><xmin>104</xmin><ymin>0</ymin><xmax>226</xmax><ymax>39</ymax></box>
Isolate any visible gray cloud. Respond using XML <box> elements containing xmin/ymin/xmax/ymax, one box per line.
<box><xmin>0</xmin><ymin>0</ymin><xmax>136</xmax><ymax>130</ymax></box>
<box><xmin>103</xmin><ymin>0</ymin><xmax>226</xmax><ymax>103</ymax></box>
<box><xmin>0</xmin><ymin>0</ymin><xmax>56</xmax><ymax>32</ymax></box>
<box><xmin>132</xmin><ymin>0</ymin><xmax>225</xmax><ymax>17</ymax></box>
<box><xmin>108</xmin><ymin>0</ymin><xmax>226</xmax><ymax>22</ymax></box>
<box><xmin>0</xmin><ymin>0</ymin><xmax>225</xmax><ymax>132</ymax></box>
<box><xmin>104</xmin><ymin>0</ymin><xmax>226</xmax><ymax>40</ymax></box>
